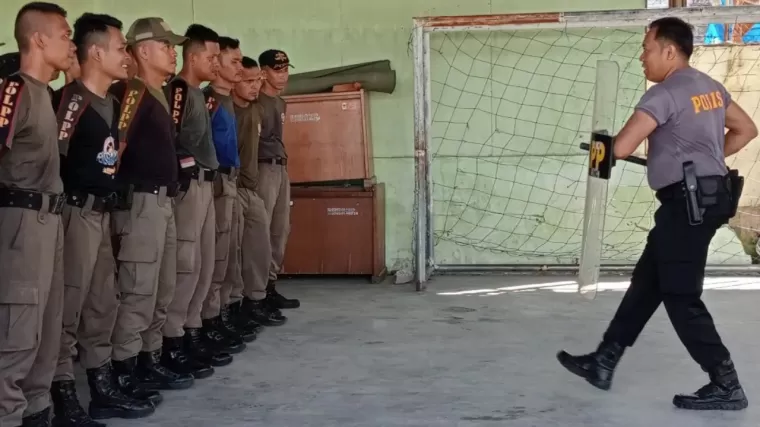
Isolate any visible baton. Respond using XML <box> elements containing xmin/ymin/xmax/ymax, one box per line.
<box><xmin>579</xmin><ymin>142</ymin><xmax>647</xmax><ymax>167</ymax></box>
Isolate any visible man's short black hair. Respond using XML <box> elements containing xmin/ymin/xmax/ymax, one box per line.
<box><xmin>14</xmin><ymin>2</ymin><xmax>68</xmax><ymax>52</ymax></box>
<box><xmin>73</xmin><ymin>13</ymin><xmax>123</xmax><ymax>64</ymax></box>
<box><xmin>218</xmin><ymin>36</ymin><xmax>240</xmax><ymax>51</ymax></box>
<box><xmin>182</xmin><ymin>24</ymin><xmax>219</xmax><ymax>59</ymax></box>
<box><xmin>242</xmin><ymin>56</ymin><xmax>258</xmax><ymax>69</ymax></box>
<box><xmin>649</xmin><ymin>17</ymin><xmax>694</xmax><ymax>59</ymax></box>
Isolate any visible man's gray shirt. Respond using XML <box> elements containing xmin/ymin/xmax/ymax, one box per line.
<box><xmin>257</xmin><ymin>92</ymin><xmax>287</xmax><ymax>159</ymax></box>
<box><xmin>165</xmin><ymin>76</ymin><xmax>219</xmax><ymax>170</ymax></box>
<box><xmin>635</xmin><ymin>67</ymin><xmax>730</xmax><ymax>190</ymax></box>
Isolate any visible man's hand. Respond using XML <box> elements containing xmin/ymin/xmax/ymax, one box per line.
<box><xmin>612</xmin><ymin>110</ymin><xmax>658</xmax><ymax>160</ymax></box>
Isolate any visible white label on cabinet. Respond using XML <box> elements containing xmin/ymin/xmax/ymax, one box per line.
<box><xmin>341</xmin><ymin>101</ymin><xmax>359</xmax><ymax>111</ymax></box>
<box><xmin>327</xmin><ymin>207</ymin><xmax>359</xmax><ymax>216</ymax></box>
<box><xmin>290</xmin><ymin>113</ymin><xmax>320</xmax><ymax>123</ymax></box>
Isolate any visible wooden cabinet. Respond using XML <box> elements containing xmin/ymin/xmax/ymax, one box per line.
<box><xmin>281</xmin><ymin>90</ymin><xmax>386</xmax><ymax>281</ymax></box>
<box><xmin>281</xmin><ymin>185</ymin><xmax>386</xmax><ymax>282</ymax></box>
<box><xmin>282</xmin><ymin>90</ymin><xmax>372</xmax><ymax>184</ymax></box>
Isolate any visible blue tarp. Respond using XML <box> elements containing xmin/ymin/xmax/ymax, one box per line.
<box><xmin>703</xmin><ymin>0</ymin><xmax>760</xmax><ymax>43</ymax></box>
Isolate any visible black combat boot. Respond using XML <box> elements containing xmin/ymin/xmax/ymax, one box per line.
<box><xmin>221</xmin><ymin>303</ymin><xmax>256</xmax><ymax>343</ymax></box>
<box><xmin>202</xmin><ymin>317</ymin><xmax>245</xmax><ymax>354</ymax></box>
<box><xmin>50</xmin><ymin>380</ymin><xmax>106</xmax><ymax>427</ymax></box>
<box><xmin>230</xmin><ymin>300</ymin><xmax>263</xmax><ymax>336</ymax></box>
<box><xmin>160</xmin><ymin>336</ymin><xmax>214</xmax><ymax>380</ymax></box>
<box><xmin>184</xmin><ymin>327</ymin><xmax>233</xmax><ymax>367</ymax></box>
<box><xmin>111</xmin><ymin>357</ymin><xmax>163</xmax><ymax>406</ymax></box>
<box><xmin>86</xmin><ymin>363</ymin><xmax>154</xmax><ymax>420</ymax></box>
<box><xmin>672</xmin><ymin>360</ymin><xmax>749</xmax><ymax>410</ymax></box>
<box><xmin>242</xmin><ymin>297</ymin><xmax>287</xmax><ymax>327</ymax></box>
<box><xmin>556</xmin><ymin>341</ymin><xmax>624</xmax><ymax>391</ymax></box>
<box><xmin>21</xmin><ymin>407</ymin><xmax>50</xmax><ymax>427</ymax></box>
<box><xmin>265</xmin><ymin>281</ymin><xmax>300</xmax><ymax>309</ymax></box>
<box><xmin>135</xmin><ymin>349</ymin><xmax>194</xmax><ymax>391</ymax></box>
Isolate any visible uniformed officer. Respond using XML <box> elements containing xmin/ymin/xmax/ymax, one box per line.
<box><xmin>232</xmin><ymin>56</ymin><xmax>288</xmax><ymax>328</ymax></box>
<box><xmin>256</xmin><ymin>49</ymin><xmax>300</xmax><ymax>310</ymax></box>
<box><xmin>557</xmin><ymin>17</ymin><xmax>758</xmax><ymax>411</ymax></box>
<box><xmin>50</xmin><ymin>13</ymin><xmax>157</xmax><ymax>426</ymax></box>
<box><xmin>0</xmin><ymin>3</ymin><xmax>72</xmax><ymax>426</ymax></box>
<box><xmin>161</xmin><ymin>24</ymin><xmax>231</xmax><ymax>379</ymax></box>
<box><xmin>200</xmin><ymin>36</ymin><xmax>248</xmax><ymax>356</ymax></box>
<box><xmin>109</xmin><ymin>17</ymin><xmax>194</xmax><ymax>395</ymax></box>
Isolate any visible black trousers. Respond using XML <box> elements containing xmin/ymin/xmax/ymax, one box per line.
<box><xmin>603</xmin><ymin>196</ymin><xmax>731</xmax><ymax>371</ymax></box>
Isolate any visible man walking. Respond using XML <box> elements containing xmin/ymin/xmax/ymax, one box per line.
<box><xmin>557</xmin><ymin>17</ymin><xmax>757</xmax><ymax>410</ymax></box>
<box><xmin>51</xmin><ymin>13</ymin><xmax>155</xmax><ymax>426</ymax></box>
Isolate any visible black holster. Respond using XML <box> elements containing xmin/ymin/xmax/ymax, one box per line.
<box><xmin>682</xmin><ymin>161</ymin><xmax>704</xmax><ymax>225</ymax></box>
<box><xmin>727</xmin><ymin>168</ymin><xmax>744</xmax><ymax>218</ymax></box>
<box><xmin>178</xmin><ymin>168</ymin><xmax>193</xmax><ymax>192</ymax></box>
<box><xmin>114</xmin><ymin>184</ymin><xmax>134</xmax><ymax>211</ymax></box>
<box><xmin>681</xmin><ymin>161</ymin><xmax>734</xmax><ymax>226</ymax></box>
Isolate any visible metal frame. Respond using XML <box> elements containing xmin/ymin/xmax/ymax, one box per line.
<box><xmin>411</xmin><ymin>6</ymin><xmax>760</xmax><ymax>287</ymax></box>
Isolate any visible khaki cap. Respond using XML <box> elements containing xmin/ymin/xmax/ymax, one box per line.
<box><xmin>126</xmin><ymin>17</ymin><xmax>187</xmax><ymax>46</ymax></box>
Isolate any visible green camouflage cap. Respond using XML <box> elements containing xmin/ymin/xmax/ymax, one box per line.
<box><xmin>125</xmin><ymin>17</ymin><xmax>187</xmax><ymax>46</ymax></box>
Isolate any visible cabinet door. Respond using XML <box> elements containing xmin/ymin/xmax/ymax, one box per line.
<box><xmin>283</xmin><ymin>195</ymin><xmax>373</xmax><ymax>274</ymax></box>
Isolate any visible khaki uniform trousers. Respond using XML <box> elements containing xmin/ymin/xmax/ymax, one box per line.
<box><xmin>163</xmin><ymin>177</ymin><xmax>215</xmax><ymax>337</ymax></box>
<box><xmin>256</xmin><ymin>163</ymin><xmax>290</xmax><ymax>281</ymax></box>
<box><xmin>55</xmin><ymin>199</ymin><xmax>119</xmax><ymax>382</ymax></box>
<box><xmin>229</xmin><ymin>187</ymin><xmax>270</xmax><ymax>302</ymax></box>
<box><xmin>202</xmin><ymin>171</ymin><xmax>236</xmax><ymax>319</ymax></box>
<box><xmin>0</xmin><ymin>207</ymin><xmax>64</xmax><ymax>426</ymax></box>
<box><xmin>111</xmin><ymin>189</ymin><xmax>177</xmax><ymax>361</ymax></box>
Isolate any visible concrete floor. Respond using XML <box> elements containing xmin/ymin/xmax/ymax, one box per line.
<box><xmin>85</xmin><ymin>275</ymin><xmax>760</xmax><ymax>427</ymax></box>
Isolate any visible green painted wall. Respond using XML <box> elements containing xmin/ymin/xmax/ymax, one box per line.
<box><xmin>0</xmin><ymin>0</ymin><xmax>648</xmax><ymax>272</ymax></box>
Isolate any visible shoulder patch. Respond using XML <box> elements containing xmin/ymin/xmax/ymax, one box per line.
<box><xmin>203</xmin><ymin>87</ymin><xmax>220</xmax><ymax>117</ymax></box>
<box><xmin>56</xmin><ymin>83</ymin><xmax>91</xmax><ymax>154</ymax></box>
<box><xmin>0</xmin><ymin>74</ymin><xmax>25</xmax><ymax>150</ymax></box>
<box><xmin>116</xmin><ymin>79</ymin><xmax>147</xmax><ymax>169</ymax></box>
<box><xmin>167</xmin><ymin>78</ymin><xmax>189</xmax><ymax>134</ymax></box>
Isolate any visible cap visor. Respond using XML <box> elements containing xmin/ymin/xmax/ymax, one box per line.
<box><xmin>164</xmin><ymin>34</ymin><xmax>188</xmax><ymax>46</ymax></box>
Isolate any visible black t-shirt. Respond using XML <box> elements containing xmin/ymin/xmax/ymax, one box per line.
<box><xmin>54</xmin><ymin>81</ymin><xmax>121</xmax><ymax>197</ymax></box>
<box><xmin>109</xmin><ymin>78</ymin><xmax>178</xmax><ymax>187</ymax></box>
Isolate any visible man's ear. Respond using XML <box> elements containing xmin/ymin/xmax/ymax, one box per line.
<box><xmin>31</xmin><ymin>31</ymin><xmax>45</xmax><ymax>50</ymax></box>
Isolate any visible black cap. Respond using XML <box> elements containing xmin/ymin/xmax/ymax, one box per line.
<box><xmin>258</xmin><ymin>49</ymin><xmax>293</xmax><ymax>70</ymax></box>
<box><xmin>0</xmin><ymin>52</ymin><xmax>21</xmax><ymax>79</ymax></box>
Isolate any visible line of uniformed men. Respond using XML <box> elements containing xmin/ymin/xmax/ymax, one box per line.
<box><xmin>0</xmin><ymin>3</ymin><xmax>297</xmax><ymax>427</ymax></box>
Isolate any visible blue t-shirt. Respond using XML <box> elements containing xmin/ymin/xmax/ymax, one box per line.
<box><xmin>204</xmin><ymin>87</ymin><xmax>240</xmax><ymax>169</ymax></box>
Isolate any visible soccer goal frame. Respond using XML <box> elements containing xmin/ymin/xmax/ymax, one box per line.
<box><xmin>411</xmin><ymin>6</ymin><xmax>760</xmax><ymax>288</ymax></box>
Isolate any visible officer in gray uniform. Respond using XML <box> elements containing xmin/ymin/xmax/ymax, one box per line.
<box><xmin>557</xmin><ymin>17</ymin><xmax>758</xmax><ymax>411</ymax></box>
<box><xmin>0</xmin><ymin>3</ymin><xmax>73</xmax><ymax>426</ymax></box>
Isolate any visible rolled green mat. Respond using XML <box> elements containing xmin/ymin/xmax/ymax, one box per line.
<box><xmin>283</xmin><ymin>69</ymin><xmax>396</xmax><ymax>96</ymax></box>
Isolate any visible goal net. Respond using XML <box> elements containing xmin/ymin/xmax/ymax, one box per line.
<box><xmin>412</xmin><ymin>6</ymin><xmax>760</xmax><ymax>277</ymax></box>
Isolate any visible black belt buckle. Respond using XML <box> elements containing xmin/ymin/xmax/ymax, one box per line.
<box><xmin>682</xmin><ymin>161</ymin><xmax>703</xmax><ymax>226</ymax></box>
<box><xmin>49</xmin><ymin>193</ymin><xmax>67</xmax><ymax>215</ymax></box>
